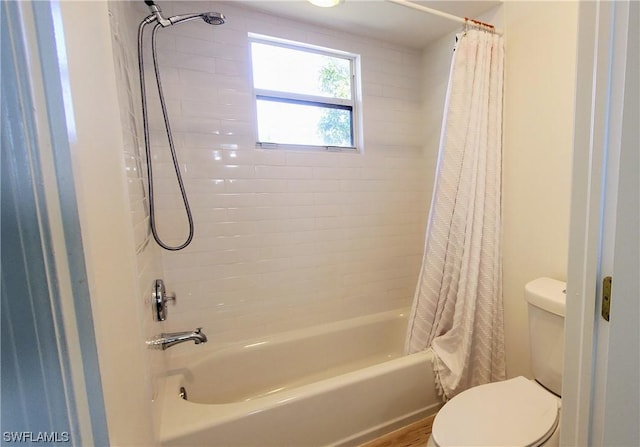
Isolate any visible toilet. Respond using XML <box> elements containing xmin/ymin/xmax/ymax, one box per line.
<box><xmin>427</xmin><ymin>277</ymin><xmax>566</xmax><ymax>447</ymax></box>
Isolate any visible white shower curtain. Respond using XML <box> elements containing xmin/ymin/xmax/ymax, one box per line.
<box><xmin>405</xmin><ymin>29</ymin><xmax>506</xmax><ymax>401</ymax></box>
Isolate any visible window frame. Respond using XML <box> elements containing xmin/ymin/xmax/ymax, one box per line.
<box><xmin>249</xmin><ymin>33</ymin><xmax>361</xmax><ymax>152</ymax></box>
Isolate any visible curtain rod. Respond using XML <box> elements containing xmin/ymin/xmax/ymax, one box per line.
<box><xmin>385</xmin><ymin>0</ymin><xmax>504</xmax><ymax>36</ymax></box>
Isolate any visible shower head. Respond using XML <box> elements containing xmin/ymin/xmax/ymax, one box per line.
<box><xmin>168</xmin><ymin>11</ymin><xmax>225</xmax><ymax>26</ymax></box>
<box><xmin>143</xmin><ymin>0</ymin><xmax>225</xmax><ymax>27</ymax></box>
<box><xmin>201</xmin><ymin>12</ymin><xmax>225</xmax><ymax>25</ymax></box>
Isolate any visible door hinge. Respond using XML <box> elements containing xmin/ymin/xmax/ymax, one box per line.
<box><xmin>602</xmin><ymin>276</ymin><xmax>612</xmax><ymax>321</ymax></box>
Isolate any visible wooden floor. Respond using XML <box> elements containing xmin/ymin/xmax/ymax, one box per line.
<box><xmin>358</xmin><ymin>415</ymin><xmax>434</xmax><ymax>447</ymax></box>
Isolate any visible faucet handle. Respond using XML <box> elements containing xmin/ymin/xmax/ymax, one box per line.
<box><xmin>153</xmin><ymin>279</ymin><xmax>177</xmax><ymax>321</ymax></box>
<box><xmin>165</xmin><ymin>292</ymin><xmax>177</xmax><ymax>305</ymax></box>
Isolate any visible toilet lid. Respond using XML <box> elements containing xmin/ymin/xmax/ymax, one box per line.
<box><xmin>432</xmin><ymin>376</ymin><xmax>559</xmax><ymax>447</ymax></box>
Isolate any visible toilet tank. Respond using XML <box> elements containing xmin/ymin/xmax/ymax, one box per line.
<box><xmin>525</xmin><ymin>277</ymin><xmax>566</xmax><ymax>396</ymax></box>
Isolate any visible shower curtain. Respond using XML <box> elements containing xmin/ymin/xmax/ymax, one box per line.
<box><xmin>405</xmin><ymin>28</ymin><xmax>505</xmax><ymax>401</ymax></box>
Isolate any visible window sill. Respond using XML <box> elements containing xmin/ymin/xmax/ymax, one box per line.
<box><xmin>256</xmin><ymin>142</ymin><xmax>359</xmax><ymax>153</ymax></box>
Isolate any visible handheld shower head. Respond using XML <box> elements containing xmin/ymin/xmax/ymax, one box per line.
<box><xmin>138</xmin><ymin>2</ymin><xmax>225</xmax><ymax>250</ymax></box>
<box><xmin>168</xmin><ymin>11</ymin><xmax>225</xmax><ymax>26</ymax></box>
<box><xmin>201</xmin><ymin>12</ymin><xmax>225</xmax><ymax>25</ymax></box>
<box><xmin>143</xmin><ymin>0</ymin><xmax>225</xmax><ymax>27</ymax></box>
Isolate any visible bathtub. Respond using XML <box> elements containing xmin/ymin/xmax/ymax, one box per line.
<box><xmin>157</xmin><ymin>309</ymin><xmax>440</xmax><ymax>446</ymax></box>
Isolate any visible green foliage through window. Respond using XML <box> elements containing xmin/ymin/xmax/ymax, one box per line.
<box><xmin>250</xmin><ymin>34</ymin><xmax>359</xmax><ymax>150</ymax></box>
<box><xmin>318</xmin><ymin>59</ymin><xmax>352</xmax><ymax>146</ymax></box>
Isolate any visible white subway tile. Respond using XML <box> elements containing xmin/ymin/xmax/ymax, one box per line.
<box><xmin>225</xmin><ymin>179</ymin><xmax>287</xmax><ymax>194</ymax></box>
<box><xmin>115</xmin><ymin>0</ymin><xmax>437</xmax><ymax>346</ymax></box>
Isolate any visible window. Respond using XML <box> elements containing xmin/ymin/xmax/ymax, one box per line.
<box><xmin>249</xmin><ymin>34</ymin><xmax>360</xmax><ymax>151</ymax></box>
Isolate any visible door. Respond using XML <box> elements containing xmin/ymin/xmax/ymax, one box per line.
<box><xmin>1</xmin><ymin>1</ymin><xmax>109</xmax><ymax>444</ymax></box>
<box><xmin>599</xmin><ymin>1</ymin><xmax>639</xmax><ymax>444</ymax></box>
<box><xmin>563</xmin><ymin>1</ymin><xmax>639</xmax><ymax>445</ymax></box>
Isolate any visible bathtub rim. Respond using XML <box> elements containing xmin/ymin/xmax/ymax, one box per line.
<box><xmin>167</xmin><ymin>307</ymin><xmax>411</xmax><ymax>373</ymax></box>
<box><xmin>156</xmin><ymin>308</ymin><xmax>439</xmax><ymax>445</ymax></box>
<box><xmin>159</xmin><ymin>350</ymin><xmax>436</xmax><ymax>444</ymax></box>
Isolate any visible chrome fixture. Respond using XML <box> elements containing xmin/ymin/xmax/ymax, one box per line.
<box><xmin>147</xmin><ymin>327</ymin><xmax>208</xmax><ymax>350</ymax></box>
<box><xmin>167</xmin><ymin>11</ymin><xmax>225</xmax><ymax>26</ymax></box>
<box><xmin>142</xmin><ymin>1</ymin><xmax>225</xmax><ymax>27</ymax></box>
<box><xmin>138</xmin><ymin>1</ymin><xmax>225</xmax><ymax>251</ymax></box>
<box><xmin>153</xmin><ymin>279</ymin><xmax>176</xmax><ymax>321</ymax></box>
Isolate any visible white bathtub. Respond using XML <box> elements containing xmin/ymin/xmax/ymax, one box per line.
<box><xmin>158</xmin><ymin>309</ymin><xmax>440</xmax><ymax>446</ymax></box>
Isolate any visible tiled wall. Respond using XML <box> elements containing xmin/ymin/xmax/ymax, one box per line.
<box><xmin>420</xmin><ymin>31</ymin><xmax>457</xmax><ymax>229</ymax></box>
<box><xmin>112</xmin><ymin>1</ymin><xmax>436</xmax><ymax>350</ymax></box>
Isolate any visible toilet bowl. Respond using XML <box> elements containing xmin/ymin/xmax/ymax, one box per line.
<box><xmin>427</xmin><ymin>377</ymin><xmax>561</xmax><ymax>447</ymax></box>
<box><xmin>426</xmin><ymin>278</ymin><xmax>566</xmax><ymax>447</ymax></box>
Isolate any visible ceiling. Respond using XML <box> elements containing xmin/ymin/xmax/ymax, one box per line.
<box><xmin>228</xmin><ymin>0</ymin><xmax>501</xmax><ymax>49</ymax></box>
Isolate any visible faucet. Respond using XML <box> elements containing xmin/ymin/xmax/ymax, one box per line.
<box><xmin>147</xmin><ymin>327</ymin><xmax>207</xmax><ymax>350</ymax></box>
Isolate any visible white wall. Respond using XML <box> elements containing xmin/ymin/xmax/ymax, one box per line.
<box><xmin>502</xmin><ymin>1</ymin><xmax>579</xmax><ymax>379</ymax></box>
<box><xmin>133</xmin><ymin>1</ymin><xmax>434</xmax><ymax>352</ymax></box>
<box><xmin>60</xmin><ymin>1</ymin><xmax>159</xmax><ymax>445</ymax></box>
<box><xmin>107</xmin><ymin>0</ymin><xmax>167</xmax><ymax>424</ymax></box>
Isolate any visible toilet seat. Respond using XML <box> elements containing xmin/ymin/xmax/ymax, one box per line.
<box><xmin>431</xmin><ymin>376</ymin><xmax>559</xmax><ymax>447</ymax></box>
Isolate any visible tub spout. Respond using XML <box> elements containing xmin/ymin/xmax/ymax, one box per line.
<box><xmin>147</xmin><ymin>327</ymin><xmax>208</xmax><ymax>350</ymax></box>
